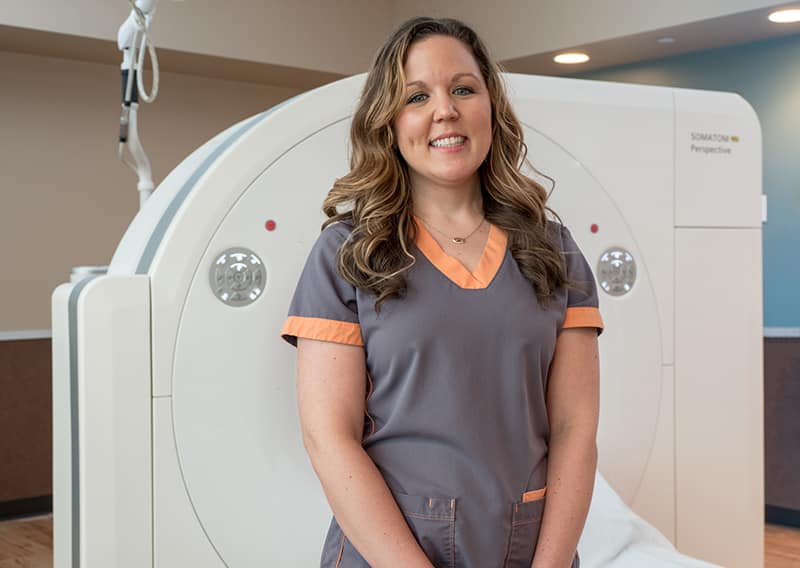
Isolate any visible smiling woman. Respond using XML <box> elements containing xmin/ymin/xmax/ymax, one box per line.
<box><xmin>394</xmin><ymin>38</ymin><xmax>493</xmax><ymax>195</ymax></box>
<box><xmin>280</xmin><ymin>17</ymin><xmax>603</xmax><ymax>568</ymax></box>
<box><xmin>321</xmin><ymin>18</ymin><xmax>570</xmax><ymax>310</ymax></box>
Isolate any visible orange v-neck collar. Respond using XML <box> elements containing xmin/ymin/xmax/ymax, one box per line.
<box><xmin>413</xmin><ymin>216</ymin><xmax>508</xmax><ymax>289</ymax></box>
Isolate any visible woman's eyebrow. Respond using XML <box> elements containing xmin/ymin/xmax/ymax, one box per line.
<box><xmin>405</xmin><ymin>72</ymin><xmax>480</xmax><ymax>88</ymax></box>
<box><xmin>451</xmin><ymin>72</ymin><xmax>480</xmax><ymax>82</ymax></box>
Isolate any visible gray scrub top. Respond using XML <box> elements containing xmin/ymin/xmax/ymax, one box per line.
<box><xmin>281</xmin><ymin>218</ymin><xmax>604</xmax><ymax>568</ymax></box>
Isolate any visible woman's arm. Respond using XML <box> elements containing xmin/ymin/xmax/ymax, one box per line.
<box><xmin>297</xmin><ymin>337</ymin><xmax>434</xmax><ymax>568</ymax></box>
<box><xmin>532</xmin><ymin>327</ymin><xmax>600</xmax><ymax>568</ymax></box>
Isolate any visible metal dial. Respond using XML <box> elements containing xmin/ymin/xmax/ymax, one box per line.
<box><xmin>597</xmin><ymin>247</ymin><xmax>636</xmax><ymax>296</ymax></box>
<box><xmin>209</xmin><ymin>248</ymin><xmax>266</xmax><ymax>307</ymax></box>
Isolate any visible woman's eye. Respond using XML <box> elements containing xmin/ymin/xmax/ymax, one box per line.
<box><xmin>453</xmin><ymin>86</ymin><xmax>474</xmax><ymax>96</ymax></box>
<box><xmin>407</xmin><ymin>93</ymin><xmax>428</xmax><ymax>104</ymax></box>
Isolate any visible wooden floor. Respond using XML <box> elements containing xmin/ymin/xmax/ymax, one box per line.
<box><xmin>767</xmin><ymin>524</ymin><xmax>800</xmax><ymax>568</ymax></box>
<box><xmin>0</xmin><ymin>516</ymin><xmax>51</xmax><ymax>568</ymax></box>
<box><xmin>1</xmin><ymin>515</ymin><xmax>799</xmax><ymax>567</ymax></box>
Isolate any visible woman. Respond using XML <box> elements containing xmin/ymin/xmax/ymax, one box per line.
<box><xmin>281</xmin><ymin>17</ymin><xmax>603</xmax><ymax>568</ymax></box>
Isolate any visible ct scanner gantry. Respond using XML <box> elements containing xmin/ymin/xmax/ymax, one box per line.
<box><xmin>52</xmin><ymin>73</ymin><xmax>764</xmax><ymax>568</ymax></box>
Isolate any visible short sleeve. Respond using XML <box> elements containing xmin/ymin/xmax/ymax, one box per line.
<box><xmin>559</xmin><ymin>225</ymin><xmax>604</xmax><ymax>335</ymax></box>
<box><xmin>280</xmin><ymin>222</ymin><xmax>363</xmax><ymax>347</ymax></box>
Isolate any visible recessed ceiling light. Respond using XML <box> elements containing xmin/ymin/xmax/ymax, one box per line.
<box><xmin>554</xmin><ymin>52</ymin><xmax>590</xmax><ymax>64</ymax></box>
<box><xmin>768</xmin><ymin>8</ymin><xmax>800</xmax><ymax>23</ymax></box>
<box><xmin>657</xmin><ymin>37</ymin><xmax>676</xmax><ymax>44</ymax></box>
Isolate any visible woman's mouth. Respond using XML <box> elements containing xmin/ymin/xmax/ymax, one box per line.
<box><xmin>430</xmin><ymin>135</ymin><xmax>467</xmax><ymax>149</ymax></box>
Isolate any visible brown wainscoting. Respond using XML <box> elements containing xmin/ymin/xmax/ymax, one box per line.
<box><xmin>765</xmin><ymin>337</ymin><xmax>800</xmax><ymax>527</ymax></box>
<box><xmin>0</xmin><ymin>338</ymin><xmax>52</xmax><ymax>512</ymax></box>
<box><xmin>0</xmin><ymin>496</ymin><xmax>52</xmax><ymax>521</ymax></box>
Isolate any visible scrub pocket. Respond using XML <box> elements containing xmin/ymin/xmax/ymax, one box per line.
<box><xmin>319</xmin><ymin>493</ymin><xmax>456</xmax><ymax>568</ymax></box>
<box><xmin>394</xmin><ymin>492</ymin><xmax>456</xmax><ymax>568</ymax></box>
<box><xmin>502</xmin><ymin>487</ymin><xmax>546</xmax><ymax>568</ymax></box>
<box><xmin>320</xmin><ymin>516</ymin><xmax>369</xmax><ymax>568</ymax></box>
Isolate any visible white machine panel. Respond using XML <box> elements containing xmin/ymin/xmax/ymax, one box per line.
<box><xmin>52</xmin><ymin>276</ymin><xmax>153</xmax><ymax>568</ymax></box>
<box><xmin>153</xmin><ymin>398</ymin><xmax>224</xmax><ymax>568</ymax></box>
<box><xmin>675</xmin><ymin>227</ymin><xmax>764</xmax><ymax>568</ymax></box>
<box><xmin>52</xmin><ymin>284</ymin><xmax>74</xmax><ymax>568</ymax></box>
<box><xmin>675</xmin><ymin>89</ymin><xmax>762</xmax><ymax>228</ymax></box>
<box><xmin>630</xmin><ymin>365</ymin><xmax>676</xmax><ymax>543</ymax></box>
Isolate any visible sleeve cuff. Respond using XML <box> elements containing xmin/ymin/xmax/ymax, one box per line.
<box><xmin>280</xmin><ymin>316</ymin><xmax>364</xmax><ymax>347</ymax></box>
<box><xmin>562</xmin><ymin>306</ymin><xmax>604</xmax><ymax>334</ymax></box>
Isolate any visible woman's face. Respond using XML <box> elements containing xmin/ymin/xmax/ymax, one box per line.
<box><xmin>393</xmin><ymin>35</ymin><xmax>493</xmax><ymax>193</ymax></box>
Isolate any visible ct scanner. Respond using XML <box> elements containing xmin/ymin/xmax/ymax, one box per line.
<box><xmin>51</xmin><ymin>73</ymin><xmax>764</xmax><ymax>567</ymax></box>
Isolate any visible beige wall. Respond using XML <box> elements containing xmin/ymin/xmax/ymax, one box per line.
<box><xmin>0</xmin><ymin>0</ymin><xmax>393</xmax><ymax>75</ymax></box>
<box><xmin>0</xmin><ymin>50</ymin><xmax>300</xmax><ymax>331</ymax></box>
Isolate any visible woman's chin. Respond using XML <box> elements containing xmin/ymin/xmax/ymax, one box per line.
<box><xmin>432</xmin><ymin>170</ymin><xmax>481</xmax><ymax>187</ymax></box>
<box><xmin>408</xmin><ymin>164</ymin><xmax>482</xmax><ymax>190</ymax></box>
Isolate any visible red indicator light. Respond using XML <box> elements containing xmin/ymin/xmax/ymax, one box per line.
<box><xmin>590</xmin><ymin>224</ymin><xmax>599</xmax><ymax>234</ymax></box>
<box><xmin>265</xmin><ymin>220</ymin><xmax>277</xmax><ymax>231</ymax></box>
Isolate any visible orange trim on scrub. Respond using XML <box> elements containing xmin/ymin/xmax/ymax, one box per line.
<box><xmin>364</xmin><ymin>372</ymin><xmax>376</xmax><ymax>437</ymax></box>
<box><xmin>335</xmin><ymin>534</ymin><xmax>345</xmax><ymax>567</ymax></box>
<box><xmin>413</xmin><ymin>216</ymin><xmax>508</xmax><ymax>290</ymax></box>
<box><xmin>281</xmin><ymin>316</ymin><xmax>363</xmax><ymax>346</ymax></box>
<box><xmin>562</xmin><ymin>306</ymin><xmax>604</xmax><ymax>331</ymax></box>
<box><xmin>522</xmin><ymin>487</ymin><xmax>547</xmax><ymax>502</ymax></box>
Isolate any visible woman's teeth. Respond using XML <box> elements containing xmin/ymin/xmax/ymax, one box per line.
<box><xmin>430</xmin><ymin>136</ymin><xmax>465</xmax><ymax>148</ymax></box>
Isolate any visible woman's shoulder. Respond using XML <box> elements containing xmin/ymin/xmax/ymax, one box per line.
<box><xmin>317</xmin><ymin>219</ymin><xmax>355</xmax><ymax>245</ymax></box>
<box><xmin>544</xmin><ymin>218</ymin><xmax>567</xmax><ymax>245</ymax></box>
<box><xmin>544</xmin><ymin>219</ymin><xmax>587</xmax><ymax>257</ymax></box>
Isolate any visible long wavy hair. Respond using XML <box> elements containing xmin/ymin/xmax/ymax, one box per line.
<box><xmin>322</xmin><ymin>17</ymin><xmax>568</xmax><ymax>311</ymax></box>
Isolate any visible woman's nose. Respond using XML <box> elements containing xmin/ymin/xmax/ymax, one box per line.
<box><xmin>433</xmin><ymin>96</ymin><xmax>459</xmax><ymax>121</ymax></box>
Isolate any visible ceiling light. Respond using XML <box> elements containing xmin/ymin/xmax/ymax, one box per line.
<box><xmin>554</xmin><ymin>52</ymin><xmax>590</xmax><ymax>64</ymax></box>
<box><xmin>768</xmin><ymin>9</ymin><xmax>800</xmax><ymax>23</ymax></box>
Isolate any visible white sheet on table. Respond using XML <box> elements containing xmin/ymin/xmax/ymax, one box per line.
<box><xmin>577</xmin><ymin>473</ymin><xmax>721</xmax><ymax>567</ymax></box>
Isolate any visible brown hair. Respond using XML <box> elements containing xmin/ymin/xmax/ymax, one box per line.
<box><xmin>322</xmin><ymin>17</ymin><xmax>567</xmax><ymax>310</ymax></box>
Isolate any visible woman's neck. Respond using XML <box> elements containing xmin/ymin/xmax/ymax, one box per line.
<box><xmin>410</xmin><ymin>177</ymin><xmax>484</xmax><ymax>225</ymax></box>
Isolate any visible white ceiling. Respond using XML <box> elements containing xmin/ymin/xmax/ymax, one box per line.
<box><xmin>500</xmin><ymin>2</ymin><xmax>800</xmax><ymax>76</ymax></box>
<box><xmin>390</xmin><ymin>0</ymin><xmax>800</xmax><ymax>63</ymax></box>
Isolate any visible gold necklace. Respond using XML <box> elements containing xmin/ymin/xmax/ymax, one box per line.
<box><xmin>417</xmin><ymin>215</ymin><xmax>485</xmax><ymax>244</ymax></box>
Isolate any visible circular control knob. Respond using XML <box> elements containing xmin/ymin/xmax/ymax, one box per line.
<box><xmin>209</xmin><ymin>248</ymin><xmax>266</xmax><ymax>307</ymax></box>
<box><xmin>597</xmin><ymin>247</ymin><xmax>636</xmax><ymax>296</ymax></box>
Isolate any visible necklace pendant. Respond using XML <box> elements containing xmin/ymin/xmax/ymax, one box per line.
<box><xmin>452</xmin><ymin>237</ymin><xmax>466</xmax><ymax>244</ymax></box>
